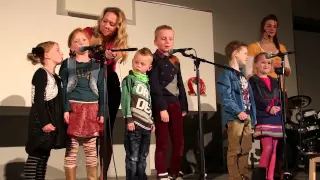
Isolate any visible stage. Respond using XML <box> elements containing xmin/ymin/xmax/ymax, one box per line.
<box><xmin>53</xmin><ymin>172</ymin><xmax>316</xmax><ymax>180</ymax></box>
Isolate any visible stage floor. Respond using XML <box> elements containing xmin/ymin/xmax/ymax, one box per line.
<box><xmin>54</xmin><ymin>172</ymin><xmax>318</xmax><ymax>180</ymax></box>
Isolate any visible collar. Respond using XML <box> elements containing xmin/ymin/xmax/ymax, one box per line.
<box><xmin>155</xmin><ymin>49</ymin><xmax>170</xmax><ymax>59</ymax></box>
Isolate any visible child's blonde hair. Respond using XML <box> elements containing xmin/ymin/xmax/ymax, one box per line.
<box><xmin>154</xmin><ymin>25</ymin><xmax>173</xmax><ymax>40</ymax></box>
<box><xmin>27</xmin><ymin>41</ymin><xmax>57</xmax><ymax>65</ymax></box>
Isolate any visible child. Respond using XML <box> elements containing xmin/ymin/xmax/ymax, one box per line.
<box><xmin>217</xmin><ymin>40</ymin><xmax>256</xmax><ymax>180</ymax></box>
<box><xmin>249</xmin><ymin>52</ymin><xmax>283</xmax><ymax>180</ymax></box>
<box><xmin>148</xmin><ymin>25</ymin><xmax>188</xmax><ymax>180</ymax></box>
<box><xmin>24</xmin><ymin>41</ymin><xmax>66</xmax><ymax>180</ymax></box>
<box><xmin>121</xmin><ymin>47</ymin><xmax>155</xmax><ymax>180</ymax></box>
<box><xmin>59</xmin><ymin>28</ymin><xmax>105</xmax><ymax>180</ymax></box>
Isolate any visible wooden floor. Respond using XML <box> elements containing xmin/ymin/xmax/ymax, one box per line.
<box><xmin>54</xmin><ymin>172</ymin><xmax>319</xmax><ymax>180</ymax></box>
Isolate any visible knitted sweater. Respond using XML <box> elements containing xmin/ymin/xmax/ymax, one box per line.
<box><xmin>121</xmin><ymin>70</ymin><xmax>153</xmax><ymax>130</ymax></box>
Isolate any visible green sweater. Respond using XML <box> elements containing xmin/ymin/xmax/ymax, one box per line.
<box><xmin>121</xmin><ymin>70</ymin><xmax>153</xmax><ymax>130</ymax></box>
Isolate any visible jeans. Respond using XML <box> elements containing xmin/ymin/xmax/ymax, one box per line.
<box><xmin>124</xmin><ymin>125</ymin><xmax>151</xmax><ymax>180</ymax></box>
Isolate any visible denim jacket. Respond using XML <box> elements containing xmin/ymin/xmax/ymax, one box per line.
<box><xmin>217</xmin><ymin>68</ymin><xmax>256</xmax><ymax>127</ymax></box>
<box><xmin>59</xmin><ymin>57</ymin><xmax>104</xmax><ymax>115</ymax></box>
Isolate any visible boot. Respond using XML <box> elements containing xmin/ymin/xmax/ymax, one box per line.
<box><xmin>87</xmin><ymin>166</ymin><xmax>98</xmax><ymax>180</ymax></box>
<box><xmin>251</xmin><ymin>167</ymin><xmax>266</xmax><ymax>180</ymax></box>
<box><xmin>65</xmin><ymin>167</ymin><xmax>76</xmax><ymax>180</ymax></box>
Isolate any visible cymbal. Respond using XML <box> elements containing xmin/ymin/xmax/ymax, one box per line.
<box><xmin>288</xmin><ymin>95</ymin><xmax>311</xmax><ymax>109</ymax></box>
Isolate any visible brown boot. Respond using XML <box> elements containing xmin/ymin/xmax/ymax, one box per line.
<box><xmin>65</xmin><ymin>167</ymin><xmax>76</xmax><ymax>180</ymax></box>
<box><xmin>87</xmin><ymin>166</ymin><xmax>98</xmax><ymax>180</ymax></box>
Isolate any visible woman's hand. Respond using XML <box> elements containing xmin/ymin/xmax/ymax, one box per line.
<box><xmin>105</xmin><ymin>50</ymin><xmax>117</xmax><ymax>60</ymax></box>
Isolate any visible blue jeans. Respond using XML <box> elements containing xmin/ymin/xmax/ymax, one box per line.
<box><xmin>124</xmin><ymin>125</ymin><xmax>151</xmax><ymax>180</ymax></box>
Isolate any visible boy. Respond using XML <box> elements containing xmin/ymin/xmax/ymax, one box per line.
<box><xmin>217</xmin><ymin>41</ymin><xmax>256</xmax><ymax>180</ymax></box>
<box><xmin>148</xmin><ymin>25</ymin><xmax>188</xmax><ymax>180</ymax></box>
<box><xmin>121</xmin><ymin>48</ymin><xmax>155</xmax><ymax>180</ymax></box>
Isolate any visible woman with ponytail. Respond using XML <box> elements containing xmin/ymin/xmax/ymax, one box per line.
<box><xmin>245</xmin><ymin>14</ymin><xmax>291</xmax><ymax>79</ymax></box>
<box><xmin>24</xmin><ymin>41</ymin><xmax>67</xmax><ymax>180</ymax></box>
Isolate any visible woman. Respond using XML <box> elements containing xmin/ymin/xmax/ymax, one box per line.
<box><xmin>83</xmin><ymin>7</ymin><xmax>128</xmax><ymax>180</ymax></box>
<box><xmin>246</xmin><ymin>14</ymin><xmax>291</xmax><ymax>180</ymax></box>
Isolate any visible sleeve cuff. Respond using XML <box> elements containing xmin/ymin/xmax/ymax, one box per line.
<box><xmin>266</xmin><ymin>106</ymin><xmax>272</xmax><ymax>113</ymax></box>
<box><xmin>126</xmin><ymin>117</ymin><xmax>134</xmax><ymax>124</ymax></box>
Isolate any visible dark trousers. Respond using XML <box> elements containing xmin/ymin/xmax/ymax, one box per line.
<box><xmin>155</xmin><ymin>102</ymin><xmax>184</xmax><ymax>177</ymax></box>
<box><xmin>124</xmin><ymin>126</ymin><xmax>151</xmax><ymax>180</ymax></box>
<box><xmin>98</xmin><ymin>77</ymin><xmax>121</xmax><ymax>173</ymax></box>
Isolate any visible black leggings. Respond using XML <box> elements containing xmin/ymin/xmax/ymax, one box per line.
<box><xmin>24</xmin><ymin>148</ymin><xmax>50</xmax><ymax>180</ymax></box>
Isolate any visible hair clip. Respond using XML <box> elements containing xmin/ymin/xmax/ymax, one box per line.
<box><xmin>32</xmin><ymin>47</ymin><xmax>45</xmax><ymax>57</ymax></box>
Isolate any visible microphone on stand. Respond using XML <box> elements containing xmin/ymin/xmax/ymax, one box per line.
<box><xmin>265</xmin><ymin>51</ymin><xmax>295</xmax><ymax>59</ymax></box>
<box><xmin>168</xmin><ymin>48</ymin><xmax>192</xmax><ymax>55</ymax></box>
<box><xmin>79</xmin><ymin>45</ymin><xmax>102</xmax><ymax>52</ymax></box>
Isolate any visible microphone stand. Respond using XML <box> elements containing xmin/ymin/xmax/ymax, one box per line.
<box><xmin>91</xmin><ymin>49</ymin><xmax>115</xmax><ymax>180</ymax></box>
<box><xmin>274</xmin><ymin>54</ymin><xmax>294</xmax><ymax>180</ymax></box>
<box><xmin>179</xmin><ymin>51</ymin><xmax>236</xmax><ymax>180</ymax></box>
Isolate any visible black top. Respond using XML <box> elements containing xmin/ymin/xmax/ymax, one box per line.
<box><xmin>235</xmin><ymin>71</ymin><xmax>251</xmax><ymax>114</ymax></box>
<box><xmin>25</xmin><ymin>68</ymin><xmax>67</xmax><ymax>154</ymax></box>
<box><xmin>148</xmin><ymin>50</ymin><xmax>188</xmax><ymax>112</ymax></box>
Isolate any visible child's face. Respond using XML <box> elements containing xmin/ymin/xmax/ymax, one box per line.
<box><xmin>45</xmin><ymin>43</ymin><xmax>63</xmax><ymax>65</ymax></box>
<box><xmin>132</xmin><ymin>53</ymin><xmax>152</xmax><ymax>74</ymax></box>
<box><xmin>256</xmin><ymin>56</ymin><xmax>272</xmax><ymax>75</ymax></box>
<box><xmin>234</xmin><ymin>46</ymin><xmax>248</xmax><ymax>67</ymax></box>
<box><xmin>154</xmin><ymin>29</ymin><xmax>174</xmax><ymax>53</ymax></box>
<box><xmin>70</xmin><ymin>32</ymin><xmax>90</xmax><ymax>54</ymax></box>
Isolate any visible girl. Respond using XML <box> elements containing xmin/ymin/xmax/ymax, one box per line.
<box><xmin>246</xmin><ymin>14</ymin><xmax>290</xmax><ymax>179</ymax></box>
<box><xmin>83</xmin><ymin>7</ymin><xmax>129</xmax><ymax>179</ymax></box>
<box><xmin>249</xmin><ymin>52</ymin><xmax>283</xmax><ymax>180</ymax></box>
<box><xmin>59</xmin><ymin>28</ymin><xmax>105</xmax><ymax>180</ymax></box>
<box><xmin>24</xmin><ymin>41</ymin><xmax>66</xmax><ymax>180</ymax></box>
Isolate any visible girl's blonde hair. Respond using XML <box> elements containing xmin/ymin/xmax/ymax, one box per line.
<box><xmin>27</xmin><ymin>41</ymin><xmax>56</xmax><ymax>65</ymax></box>
<box><xmin>91</xmin><ymin>7</ymin><xmax>128</xmax><ymax>63</ymax></box>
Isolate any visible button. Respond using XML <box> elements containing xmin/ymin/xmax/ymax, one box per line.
<box><xmin>172</xmin><ymin>69</ymin><xmax>174</xmax><ymax>71</ymax></box>
<box><xmin>162</xmin><ymin>72</ymin><xmax>164</xmax><ymax>75</ymax></box>
<box><xmin>165</xmin><ymin>64</ymin><xmax>168</xmax><ymax>67</ymax></box>
<box><xmin>170</xmin><ymin>75</ymin><xmax>172</xmax><ymax>77</ymax></box>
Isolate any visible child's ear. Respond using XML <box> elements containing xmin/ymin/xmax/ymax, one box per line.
<box><xmin>44</xmin><ymin>52</ymin><xmax>50</xmax><ymax>59</ymax></box>
<box><xmin>148</xmin><ymin>65</ymin><xmax>153</xmax><ymax>71</ymax></box>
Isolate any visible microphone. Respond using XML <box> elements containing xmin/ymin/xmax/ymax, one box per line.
<box><xmin>168</xmin><ymin>48</ymin><xmax>192</xmax><ymax>55</ymax></box>
<box><xmin>79</xmin><ymin>45</ymin><xmax>101</xmax><ymax>52</ymax></box>
<box><xmin>265</xmin><ymin>51</ymin><xmax>295</xmax><ymax>59</ymax></box>
<box><xmin>110</xmin><ymin>48</ymin><xmax>138</xmax><ymax>52</ymax></box>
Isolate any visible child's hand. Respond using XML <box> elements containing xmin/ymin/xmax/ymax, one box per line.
<box><xmin>160</xmin><ymin>110</ymin><xmax>169</xmax><ymax>122</ymax></box>
<box><xmin>237</xmin><ymin>112</ymin><xmax>248</xmax><ymax>120</ymax></box>
<box><xmin>105</xmin><ymin>50</ymin><xmax>117</xmax><ymax>60</ymax></box>
<box><xmin>42</xmin><ymin>123</ymin><xmax>56</xmax><ymax>133</ymax></box>
<box><xmin>127</xmin><ymin>122</ymin><xmax>135</xmax><ymax>131</ymax></box>
<box><xmin>97</xmin><ymin>116</ymin><xmax>104</xmax><ymax>124</ymax></box>
<box><xmin>270</xmin><ymin>106</ymin><xmax>281</xmax><ymax>115</ymax></box>
<box><xmin>151</xmin><ymin>125</ymin><xmax>155</xmax><ymax>133</ymax></box>
<box><xmin>64</xmin><ymin>112</ymin><xmax>70</xmax><ymax>124</ymax></box>
<box><xmin>182</xmin><ymin>111</ymin><xmax>187</xmax><ymax>117</ymax></box>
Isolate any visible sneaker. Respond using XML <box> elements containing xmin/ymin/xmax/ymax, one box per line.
<box><xmin>157</xmin><ymin>173</ymin><xmax>170</xmax><ymax>180</ymax></box>
<box><xmin>175</xmin><ymin>171</ymin><xmax>184</xmax><ymax>180</ymax></box>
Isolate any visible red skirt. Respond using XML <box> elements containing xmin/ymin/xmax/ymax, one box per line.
<box><xmin>68</xmin><ymin>101</ymin><xmax>103</xmax><ymax>138</ymax></box>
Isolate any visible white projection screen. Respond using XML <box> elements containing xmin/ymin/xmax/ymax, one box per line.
<box><xmin>0</xmin><ymin>0</ymin><xmax>215</xmax><ymax>112</ymax></box>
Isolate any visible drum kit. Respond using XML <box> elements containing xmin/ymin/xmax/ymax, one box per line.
<box><xmin>285</xmin><ymin>95</ymin><xmax>320</xmax><ymax>169</ymax></box>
